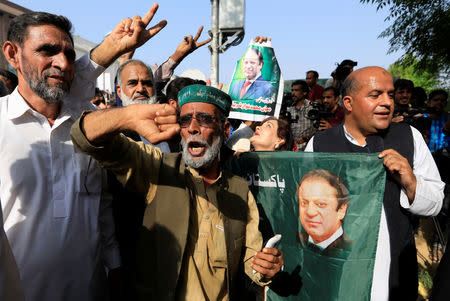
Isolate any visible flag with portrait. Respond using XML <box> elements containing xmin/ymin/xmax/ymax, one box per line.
<box><xmin>227</xmin><ymin>151</ymin><xmax>386</xmax><ymax>301</ymax></box>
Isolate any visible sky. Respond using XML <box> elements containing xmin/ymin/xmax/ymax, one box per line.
<box><xmin>12</xmin><ymin>0</ymin><xmax>401</xmax><ymax>82</ymax></box>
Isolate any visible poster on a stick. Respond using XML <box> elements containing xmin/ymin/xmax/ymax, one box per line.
<box><xmin>228</xmin><ymin>39</ymin><xmax>283</xmax><ymax>121</ymax></box>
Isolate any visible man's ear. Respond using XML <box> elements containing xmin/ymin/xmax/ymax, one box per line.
<box><xmin>168</xmin><ymin>99</ymin><xmax>178</xmax><ymax>110</ymax></box>
<box><xmin>223</xmin><ymin>121</ymin><xmax>231</xmax><ymax>141</ymax></box>
<box><xmin>116</xmin><ymin>84</ymin><xmax>122</xmax><ymax>99</ymax></box>
<box><xmin>342</xmin><ymin>95</ymin><xmax>353</xmax><ymax>112</ymax></box>
<box><xmin>3</xmin><ymin>41</ymin><xmax>20</xmax><ymax>70</ymax></box>
<box><xmin>337</xmin><ymin>203</ymin><xmax>348</xmax><ymax>221</ymax></box>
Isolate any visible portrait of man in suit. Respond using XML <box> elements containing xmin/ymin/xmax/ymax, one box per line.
<box><xmin>297</xmin><ymin>169</ymin><xmax>353</xmax><ymax>257</ymax></box>
<box><xmin>229</xmin><ymin>47</ymin><xmax>275</xmax><ymax>100</ymax></box>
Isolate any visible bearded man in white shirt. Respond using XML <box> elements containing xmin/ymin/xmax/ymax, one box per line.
<box><xmin>0</xmin><ymin>5</ymin><xmax>167</xmax><ymax>301</ymax></box>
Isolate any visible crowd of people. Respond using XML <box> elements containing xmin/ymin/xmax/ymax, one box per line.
<box><xmin>0</xmin><ymin>4</ymin><xmax>448</xmax><ymax>301</ymax></box>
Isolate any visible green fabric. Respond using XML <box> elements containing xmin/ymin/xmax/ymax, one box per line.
<box><xmin>227</xmin><ymin>151</ymin><xmax>386</xmax><ymax>301</ymax></box>
<box><xmin>178</xmin><ymin>84</ymin><xmax>231</xmax><ymax>115</ymax></box>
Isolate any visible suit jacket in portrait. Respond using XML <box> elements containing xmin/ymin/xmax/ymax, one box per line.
<box><xmin>297</xmin><ymin>231</ymin><xmax>353</xmax><ymax>257</ymax></box>
<box><xmin>229</xmin><ymin>75</ymin><xmax>275</xmax><ymax>100</ymax></box>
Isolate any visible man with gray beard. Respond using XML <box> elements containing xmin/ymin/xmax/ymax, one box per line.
<box><xmin>70</xmin><ymin>84</ymin><xmax>284</xmax><ymax>300</ymax></box>
<box><xmin>116</xmin><ymin>59</ymin><xmax>157</xmax><ymax>106</ymax></box>
<box><xmin>115</xmin><ymin>59</ymin><xmax>170</xmax><ymax>152</ymax></box>
<box><xmin>0</xmin><ymin>5</ymin><xmax>167</xmax><ymax>300</ymax></box>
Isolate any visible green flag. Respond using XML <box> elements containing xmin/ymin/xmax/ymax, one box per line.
<box><xmin>228</xmin><ymin>151</ymin><xmax>386</xmax><ymax>301</ymax></box>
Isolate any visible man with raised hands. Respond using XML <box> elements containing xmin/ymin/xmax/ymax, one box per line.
<box><xmin>0</xmin><ymin>4</ymin><xmax>166</xmax><ymax>300</ymax></box>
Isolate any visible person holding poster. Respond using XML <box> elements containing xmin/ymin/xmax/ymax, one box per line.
<box><xmin>306</xmin><ymin>66</ymin><xmax>444</xmax><ymax>300</ymax></box>
<box><xmin>297</xmin><ymin>169</ymin><xmax>353</xmax><ymax>257</ymax></box>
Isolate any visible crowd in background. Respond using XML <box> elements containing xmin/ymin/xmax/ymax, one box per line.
<box><xmin>0</xmin><ymin>5</ymin><xmax>448</xmax><ymax>301</ymax></box>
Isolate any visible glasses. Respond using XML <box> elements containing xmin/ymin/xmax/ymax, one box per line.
<box><xmin>179</xmin><ymin>113</ymin><xmax>218</xmax><ymax>128</ymax></box>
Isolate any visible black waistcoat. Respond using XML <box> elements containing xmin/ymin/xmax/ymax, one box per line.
<box><xmin>313</xmin><ymin>123</ymin><xmax>418</xmax><ymax>300</ymax></box>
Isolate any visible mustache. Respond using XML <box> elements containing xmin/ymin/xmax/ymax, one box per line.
<box><xmin>184</xmin><ymin>135</ymin><xmax>209</xmax><ymax>147</ymax></box>
<box><xmin>43</xmin><ymin>69</ymin><xmax>66</xmax><ymax>78</ymax></box>
<box><xmin>131</xmin><ymin>91</ymin><xmax>150</xmax><ymax>100</ymax></box>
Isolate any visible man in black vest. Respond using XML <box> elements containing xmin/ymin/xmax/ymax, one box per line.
<box><xmin>70</xmin><ymin>84</ymin><xmax>283</xmax><ymax>300</ymax></box>
<box><xmin>305</xmin><ymin>66</ymin><xmax>444</xmax><ymax>300</ymax></box>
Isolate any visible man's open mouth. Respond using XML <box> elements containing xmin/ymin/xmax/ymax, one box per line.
<box><xmin>188</xmin><ymin>141</ymin><xmax>206</xmax><ymax>156</ymax></box>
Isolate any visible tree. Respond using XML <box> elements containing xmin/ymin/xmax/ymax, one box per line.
<box><xmin>361</xmin><ymin>0</ymin><xmax>450</xmax><ymax>74</ymax></box>
<box><xmin>388</xmin><ymin>55</ymin><xmax>440</xmax><ymax>93</ymax></box>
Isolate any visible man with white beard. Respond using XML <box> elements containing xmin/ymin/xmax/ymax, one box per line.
<box><xmin>116</xmin><ymin>59</ymin><xmax>157</xmax><ymax>106</ymax></box>
<box><xmin>115</xmin><ymin>59</ymin><xmax>170</xmax><ymax>152</ymax></box>
<box><xmin>70</xmin><ymin>84</ymin><xmax>284</xmax><ymax>300</ymax></box>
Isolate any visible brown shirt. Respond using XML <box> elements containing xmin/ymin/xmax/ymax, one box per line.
<box><xmin>175</xmin><ymin>167</ymin><xmax>263</xmax><ymax>301</ymax></box>
<box><xmin>70</xmin><ymin>117</ymin><xmax>266</xmax><ymax>300</ymax></box>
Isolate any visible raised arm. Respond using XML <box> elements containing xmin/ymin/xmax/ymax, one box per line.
<box><xmin>169</xmin><ymin>26</ymin><xmax>211</xmax><ymax>63</ymax></box>
<box><xmin>90</xmin><ymin>3</ymin><xmax>167</xmax><ymax>68</ymax></box>
<box><xmin>81</xmin><ymin>104</ymin><xmax>179</xmax><ymax>145</ymax></box>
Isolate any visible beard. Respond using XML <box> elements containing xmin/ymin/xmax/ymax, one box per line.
<box><xmin>181</xmin><ymin>134</ymin><xmax>222</xmax><ymax>169</ymax></box>
<box><xmin>121</xmin><ymin>90</ymin><xmax>157</xmax><ymax>106</ymax></box>
<box><xmin>22</xmin><ymin>56</ymin><xmax>70</xmax><ymax>104</ymax></box>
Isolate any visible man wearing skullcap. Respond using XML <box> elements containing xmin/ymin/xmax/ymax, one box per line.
<box><xmin>70</xmin><ymin>84</ymin><xmax>283</xmax><ymax>300</ymax></box>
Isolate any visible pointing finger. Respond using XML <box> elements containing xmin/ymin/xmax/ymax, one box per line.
<box><xmin>194</xmin><ymin>25</ymin><xmax>204</xmax><ymax>41</ymax></box>
<box><xmin>141</xmin><ymin>3</ymin><xmax>159</xmax><ymax>26</ymax></box>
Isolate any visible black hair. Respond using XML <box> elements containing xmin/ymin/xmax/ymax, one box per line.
<box><xmin>394</xmin><ymin>79</ymin><xmax>414</xmax><ymax>93</ymax></box>
<box><xmin>247</xmin><ymin>47</ymin><xmax>264</xmax><ymax>65</ymax></box>
<box><xmin>411</xmin><ymin>87</ymin><xmax>427</xmax><ymax>108</ymax></box>
<box><xmin>298</xmin><ymin>169</ymin><xmax>349</xmax><ymax>210</ymax></box>
<box><xmin>339</xmin><ymin>59</ymin><xmax>357</xmax><ymax>67</ymax></box>
<box><xmin>323</xmin><ymin>86</ymin><xmax>339</xmax><ymax>98</ymax></box>
<box><xmin>166</xmin><ymin>77</ymin><xmax>204</xmax><ymax>101</ymax></box>
<box><xmin>306</xmin><ymin>70</ymin><xmax>319</xmax><ymax>79</ymax></box>
<box><xmin>0</xmin><ymin>69</ymin><xmax>18</xmax><ymax>90</ymax></box>
<box><xmin>291</xmin><ymin>80</ymin><xmax>310</xmax><ymax>94</ymax></box>
<box><xmin>429</xmin><ymin>89</ymin><xmax>448</xmax><ymax>102</ymax></box>
<box><xmin>7</xmin><ymin>12</ymin><xmax>73</xmax><ymax>46</ymax></box>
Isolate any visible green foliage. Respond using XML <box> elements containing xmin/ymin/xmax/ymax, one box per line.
<box><xmin>361</xmin><ymin>0</ymin><xmax>450</xmax><ymax>74</ymax></box>
<box><xmin>418</xmin><ymin>264</ymin><xmax>433</xmax><ymax>291</ymax></box>
<box><xmin>388</xmin><ymin>55</ymin><xmax>441</xmax><ymax>93</ymax></box>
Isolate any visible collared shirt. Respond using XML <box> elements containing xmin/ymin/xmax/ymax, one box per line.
<box><xmin>0</xmin><ymin>54</ymin><xmax>120</xmax><ymax>301</ymax></box>
<box><xmin>70</xmin><ymin>125</ymin><xmax>267</xmax><ymax>300</ymax></box>
<box><xmin>174</xmin><ymin>167</ymin><xmax>264</xmax><ymax>301</ymax></box>
<box><xmin>176</xmin><ymin>167</ymin><xmax>228</xmax><ymax>300</ymax></box>
<box><xmin>306</xmin><ymin>125</ymin><xmax>444</xmax><ymax>301</ymax></box>
<box><xmin>309</xmin><ymin>227</ymin><xmax>344</xmax><ymax>250</ymax></box>
<box><xmin>286</xmin><ymin>99</ymin><xmax>316</xmax><ymax>150</ymax></box>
